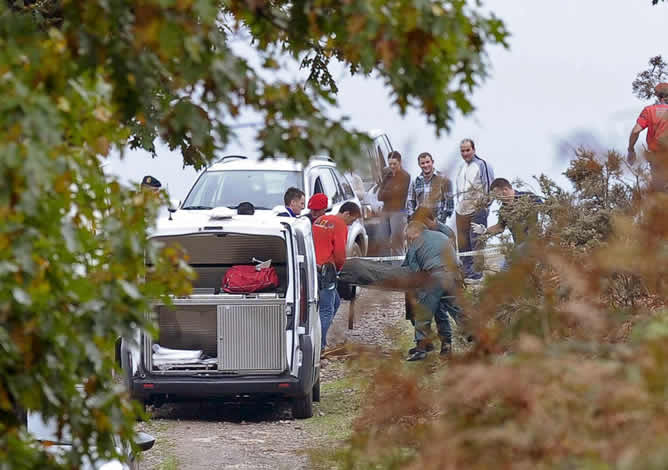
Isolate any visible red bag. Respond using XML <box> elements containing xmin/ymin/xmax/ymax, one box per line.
<box><xmin>222</xmin><ymin>265</ymin><xmax>280</xmax><ymax>293</ymax></box>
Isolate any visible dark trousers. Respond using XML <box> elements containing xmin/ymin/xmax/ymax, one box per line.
<box><xmin>407</xmin><ymin>280</ymin><xmax>462</xmax><ymax>348</ymax></box>
<box><xmin>413</xmin><ymin>289</ymin><xmax>461</xmax><ymax>347</ymax></box>
<box><xmin>456</xmin><ymin>209</ymin><xmax>488</xmax><ymax>278</ymax></box>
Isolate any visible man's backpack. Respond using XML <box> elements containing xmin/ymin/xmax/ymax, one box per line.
<box><xmin>222</xmin><ymin>265</ymin><xmax>279</xmax><ymax>293</ymax></box>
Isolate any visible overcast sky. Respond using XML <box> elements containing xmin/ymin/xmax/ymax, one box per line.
<box><xmin>108</xmin><ymin>0</ymin><xmax>667</xmax><ymax>202</ymax></box>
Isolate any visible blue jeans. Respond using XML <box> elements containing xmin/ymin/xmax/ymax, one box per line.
<box><xmin>319</xmin><ymin>282</ymin><xmax>341</xmax><ymax>348</ymax></box>
<box><xmin>456</xmin><ymin>209</ymin><xmax>488</xmax><ymax>278</ymax></box>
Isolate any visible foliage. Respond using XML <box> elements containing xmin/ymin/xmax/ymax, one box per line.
<box><xmin>7</xmin><ymin>0</ymin><xmax>508</xmax><ymax>168</ymax></box>
<box><xmin>632</xmin><ymin>55</ymin><xmax>668</xmax><ymax>101</ymax></box>
<box><xmin>0</xmin><ymin>0</ymin><xmax>509</xmax><ymax>468</ymax></box>
<box><xmin>320</xmin><ymin>143</ymin><xmax>668</xmax><ymax>468</ymax></box>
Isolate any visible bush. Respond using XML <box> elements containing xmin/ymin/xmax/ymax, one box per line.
<box><xmin>324</xmin><ymin>146</ymin><xmax>668</xmax><ymax>469</ymax></box>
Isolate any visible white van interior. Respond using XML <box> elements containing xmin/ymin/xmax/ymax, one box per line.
<box><xmin>147</xmin><ymin>232</ymin><xmax>293</xmax><ymax>375</ymax></box>
<box><xmin>161</xmin><ymin>232</ymin><xmax>289</xmax><ymax>293</ymax></box>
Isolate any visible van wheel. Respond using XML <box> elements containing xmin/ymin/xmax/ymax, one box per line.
<box><xmin>292</xmin><ymin>390</ymin><xmax>313</xmax><ymax>419</ymax></box>
<box><xmin>313</xmin><ymin>372</ymin><xmax>321</xmax><ymax>403</ymax></box>
<box><xmin>352</xmin><ymin>241</ymin><xmax>363</xmax><ymax>257</ymax></box>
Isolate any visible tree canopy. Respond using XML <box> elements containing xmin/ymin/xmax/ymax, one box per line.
<box><xmin>0</xmin><ymin>0</ymin><xmax>509</xmax><ymax>468</ymax></box>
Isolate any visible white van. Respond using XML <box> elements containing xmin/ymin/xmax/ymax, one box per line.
<box><xmin>120</xmin><ymin>212</ymin><xmax>321</xmax><ymax>419</ymax></box>
<box><xmin>174</xmin><ymin>155</ymin><xmax>368</xmax><ymax>257</ymax></box>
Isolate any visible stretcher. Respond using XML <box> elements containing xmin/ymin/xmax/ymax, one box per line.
<box><xmin>340</xmin><ymin>247</ymin><xmax>503</xmax><ymax>328</ymax></box>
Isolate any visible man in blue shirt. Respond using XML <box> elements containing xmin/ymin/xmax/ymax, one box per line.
<box><xmin>277</xmin><ymin>187</ymin><xmax>305</xmax><ymax>217</ymax></box>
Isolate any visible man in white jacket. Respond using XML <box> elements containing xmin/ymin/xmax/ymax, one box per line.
<box><xmin>455</xmin><ymin>139</ymin><xmax>494</xmax><ymax>281</ymax></box>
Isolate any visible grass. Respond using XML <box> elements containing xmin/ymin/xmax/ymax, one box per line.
<box><xmin>303</xmin><ymin>360</ymin><xmax>368</xmax><ymax>469</ymax></box>
<box><xmin>156</xmin><ymin>455</ymin><xmax>180</xmax><ymax>470</ymax></box>
<box><xmin>311</xmin><ymin>368</ymin><xmax>367</xmax><ymax>440</ymax></box>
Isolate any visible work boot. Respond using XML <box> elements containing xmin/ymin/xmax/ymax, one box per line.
<box><xmin>406</xmin><ymin>349</ymin><xmax>428</xmax><ymax>361</ymax></box>
<box><xmin>408</xmin><ymin>343</ymin><xmax>434</xmax><ymax>355</ymax></box>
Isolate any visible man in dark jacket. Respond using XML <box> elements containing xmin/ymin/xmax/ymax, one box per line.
<box><xmin>378</xmin><ymin>151</ymin><xmax>411</xmax><ymax>254</ymax></box>
<box><xmin>473</xmin><ymin>178</ymin><xmax>543</xmax><ymax>270</ymax></box>
<box><xmin>277</xmin><ymin>187</ymin><xmax>305</xmax><ymax>217</ymax></box>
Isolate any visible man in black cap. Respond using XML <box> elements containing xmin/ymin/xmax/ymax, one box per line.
<box><xmin>141</xmin><ymin>175</ymin><xmax>161</xmax><ymax>193</ymax></box>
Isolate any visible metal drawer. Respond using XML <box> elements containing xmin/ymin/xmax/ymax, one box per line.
<box><xmin>217</xmin><ymin>300</ymin><xmax>286</xmax><ymax>373</ymax></box>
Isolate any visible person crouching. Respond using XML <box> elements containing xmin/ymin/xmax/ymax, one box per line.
<box><xmin>403</xmin><ymin>220</ymin><xmax>462</xmax><ymax>361</ymax></box>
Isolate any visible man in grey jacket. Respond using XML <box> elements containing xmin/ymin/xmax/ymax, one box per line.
<box><xmin>403</xmin><ymin>221</ymin><xmax>462</xmax><ymax>361</ymax></box>
<box><xmin>455</xmin><ymin>139</ymin><xmax>494</xmax><ymax>281</ymax></box>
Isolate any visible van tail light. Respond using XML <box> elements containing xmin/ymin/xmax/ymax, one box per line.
<box><xmin>299</xmin><ymin>267</ymin><xmax>308</xmax><ymax>325</ymax></box>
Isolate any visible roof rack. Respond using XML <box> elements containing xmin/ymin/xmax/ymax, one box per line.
<box><xmin>312</xmin><ymin>155</ymin><xmax>334</xmax><ymax>163</ymax></box>
<box><xmin>216</xmin><ymin>155</ymin><xmax>248</xmax><ymax>163</ymax></box>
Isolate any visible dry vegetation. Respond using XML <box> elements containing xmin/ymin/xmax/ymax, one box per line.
<box><xmin>319</xmin><ymin>147</ymin><xmax>668</xmax><ymax>469</ymax></box>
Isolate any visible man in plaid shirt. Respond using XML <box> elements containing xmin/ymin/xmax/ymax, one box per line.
<box><xmin>405</xmin><ymin>152</ymin><xmax>454</xmax><ymax>224</ymax></box>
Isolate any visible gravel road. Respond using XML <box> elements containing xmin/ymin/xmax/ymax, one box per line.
<box><xmin>137</xmin><ymin>288</ymin><xmax>407</xmax><ymax>470</ymax></box>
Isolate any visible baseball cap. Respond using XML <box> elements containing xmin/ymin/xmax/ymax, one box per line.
<box><xmin>307</xmin><ymin>193</ymin><xmax>328</xmax><ymax>211</ymax></box>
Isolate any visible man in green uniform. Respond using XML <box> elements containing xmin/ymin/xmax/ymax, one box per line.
<box><xmin>403</xmin><ymin>221</ymin><xmax>462</xmax><ymax>361</ymax></box>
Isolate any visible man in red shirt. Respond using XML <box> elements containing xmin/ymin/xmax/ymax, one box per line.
<box><xmin>306</xmin><ymin>193</ymin><xmax>328</xmax><ymax>225</ymax></box>
<box><xmin>628</xmin><ymin>82</ymin><xmax>668</xmax><ymax>190</ymax></box>
<box><xmin>312</xmin><ymin>201</ymin><xmax>361</xmax><ymax>348</ymax></box>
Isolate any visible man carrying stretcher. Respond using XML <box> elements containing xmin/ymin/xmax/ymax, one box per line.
<box><xmin>402</xmin><ymin>221</ymin><xmax>463</xmax><ymax>361</ymax></box>
<box><xmin>338</xmin><ymin>218</ymin><xmax>464</xmax><ymax>361</ymax></box>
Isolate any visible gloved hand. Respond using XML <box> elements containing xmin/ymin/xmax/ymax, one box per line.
<box><xmin>471</xmin><ymin>223</ymin><xmax>487</xmax><ymax>235</ymax></box>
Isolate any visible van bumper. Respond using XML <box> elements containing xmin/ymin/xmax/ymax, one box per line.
<box><xmin>131</xmin><ymin>374</ymin><xmax>307</xmax><ymax>400</ymax></box>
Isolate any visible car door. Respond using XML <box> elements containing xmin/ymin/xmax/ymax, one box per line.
<box><xmin>309</xmin><ymin>166</ymin><xmax>344</xmax><ymax>213</ymax></box>
<box><xmin>330</xmin><ymin>167</ymin><xmax>356</xmax><ymax>204</ymax></box>
<box><xmin>367</xmin><ymin>133</ymin><xmax>393</xmax><ymax>188</ymax></box>
<box><xmin>292</xmin><ymin>219</ymin><xmax>320</xmax><ymax>365</ymax></box>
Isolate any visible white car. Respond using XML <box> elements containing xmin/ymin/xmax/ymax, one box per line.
<box><xmin>122</xmin><ymin>214</ymin><xmax>322</xmax><ymax>419</ymax></box>
<box><xmin>27</xmin><ymin>410</ymin><xmax>155</xmax><ymax>470</ymax></box>
<box><xmin>350</xmin><ymin>130</ymin><xmax>395</xmax><ymax>256</ymax></box>
<box><xmin>172</xmin><ymin>156</ymin><xmax>368</xmax><ymax>257</ymax></box>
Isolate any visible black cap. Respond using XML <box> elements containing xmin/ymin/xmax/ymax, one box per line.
<box><xmin>141</xmin><ymin>175</ymin><xmax>161</xmax><ymax>188</ymax></box>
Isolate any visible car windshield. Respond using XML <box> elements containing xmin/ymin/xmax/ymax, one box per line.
<box><xmin>28</xmin><ymin>412</ymin><xmax>71</xmax><ymax>443</ymax></box>
<box><xmin>182</xmin><ymin>170</ymin><xmax>303</xmax><ymax>210</ymax></box>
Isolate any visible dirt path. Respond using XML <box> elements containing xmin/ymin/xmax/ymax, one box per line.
<box><xmin>137</xmin><ymin>289</ymin><xmax>407</xmax><ymax>469</ymax></box>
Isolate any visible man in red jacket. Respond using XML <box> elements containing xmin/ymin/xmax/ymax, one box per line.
<box><xmin>312</xmin><ymin>201</ymin><xmax>361</xmax><ymax>348</ymax></box>
<box><xmin>628</xmin><ymin>82</ymin><xmax>668</xmax><ymax>191</ymax></box>
<box><xmin>306</xmin><ymin>193</ymin><xmax>328</xmax><ymax>225</ymax></box>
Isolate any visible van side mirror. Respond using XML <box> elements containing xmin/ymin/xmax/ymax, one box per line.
<box><xmin>135</xmin><ymin>432</ymin><xmax>156</xmax><ymax>452</ymax></box>
<box><xmin>168</xmin><ymin>198</ymin><xmax>181</xmax><ymax>212</ymax></box>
